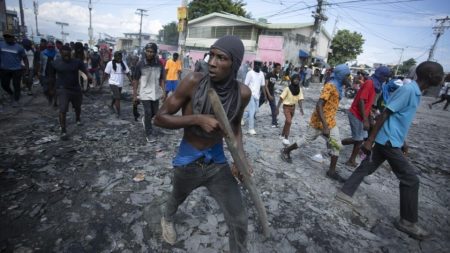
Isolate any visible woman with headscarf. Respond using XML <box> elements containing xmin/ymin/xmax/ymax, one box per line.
<box><xmin>275</xmin><ymin>73</ymin><xmax>304</xmax><ymax>145</ymax></box>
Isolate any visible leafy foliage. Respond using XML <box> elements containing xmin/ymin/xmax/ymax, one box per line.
<box><xmin>328</xmin><ymin>29</ymin><xmax>364</xmax><ymax>66</ymax></box>
<box><xmin>188</xmin><ymin>0</ymin><xmax>250</xmax><ymax>20</ymax></box>
<box><xmin>397</xmin><ymin>58</ymin><xmax>416</xmax><ymax>75</ymax></box>
<box><xmin>158</xmin><ymin>22</ymin><xmax>179</xmax><ymax>46</ymax></box>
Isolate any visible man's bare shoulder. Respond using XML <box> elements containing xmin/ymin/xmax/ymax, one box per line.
<box><xmin>178</xmin><ymin>72</ymin><xmax>204</xmax><ymax>93</ymax></box>
<box><xmin>238</xmin><ymin>81</ymin><xmax>251</xmax><ymax>99</ymax></box>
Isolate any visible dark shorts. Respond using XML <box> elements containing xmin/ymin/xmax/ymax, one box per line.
<box><xmin>110</xmin><ymin>85</ymin><xmax>122</xmax><ymax>99</ymax></box>
<box><xmin>57</xmin><ymin>88</ymin><xmax>82</xmax><ymax>113</ymax></box>
<box><xmin>165</xmin><ymin>80</ymin><xmax>178</xmax><ymax>92</ymax></box>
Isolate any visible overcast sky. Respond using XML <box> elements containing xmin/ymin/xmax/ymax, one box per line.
<box><xmin>6</xmin><ymin>0</ymin><xmax>450</xmax><ymax>71</ymax></box>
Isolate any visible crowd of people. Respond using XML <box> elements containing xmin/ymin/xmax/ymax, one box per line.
<box><xmin>1</xmin><ymin>31</ymin><xmax>448</xmax><ymax>252</ymax></box>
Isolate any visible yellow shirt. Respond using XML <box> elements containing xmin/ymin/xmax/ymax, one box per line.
<box><xmin>310</xmin><ymin>82</ymin><xmax>340</xmax><ymax>129</ymax></box>
<box><xmin>280</xmin><ymin>87</ymin><xmax>304</xmax><ymax>105</ymax></box>
<box><xmin>165</xmin><ymin>59</ymin><xmax>182</xmax><ymax>81</ymax></box>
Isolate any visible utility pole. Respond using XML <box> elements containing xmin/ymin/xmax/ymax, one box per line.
<box><xmin>55</xmin><ymin>21</ymin><xmax>69</xmax><ymax>42</ymax></box>
<box><xmin>33</xmin><ymin>1</ymin><xmax>39</xmax><ymax>36</ymax></box>
<box><xmin>308</xmin><ymin>0</ymin><xmax>327</xmax><ymax>65</ymax></box>
<box><xmin>18</xmin><ymin>0</ymin><xmax>26</xmax><ymax>38</ymax></box>
<box><xmin>88</xmin><ymin>0</ymin><xmax>94</xmax><ymax>47</ymax></box>
<box><xmin>177</xmin><ymin>0</ymin><xmax>188</xmax><ymax>55</ymax></box>
<box><xmin>393</xmin><ymin>47</ymin><xmax>404</xmax><ymax>76</ymax></box>
<box><xmin>428</xmin><ymin>16</ymin><xmax>450</xmax><ymax>61</ymax></box>
<box><xmin>135</xmin><ymin>9</ymin><xmax>148</xmax><ymax>52</ymax></box>
<box><xmin>326</xmin><ymin>15</ymin><xmax>338</xmax><ymax>63</ymax></box>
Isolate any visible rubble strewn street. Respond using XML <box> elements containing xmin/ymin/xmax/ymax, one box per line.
<box><xmin>1</xmin><ymin>80</ymin><xmax>449</xmax><ymax>253</ymax></box>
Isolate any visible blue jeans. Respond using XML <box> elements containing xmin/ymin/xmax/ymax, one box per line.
<box><xmin>164</xmin><ymin>161</ymin><xmax>248</xmax><ymax>252</ymax></box>
<box><xmin>243</xmin><ymin>96</ymin><xmax>258</xmax><ymax>130</ymax></box>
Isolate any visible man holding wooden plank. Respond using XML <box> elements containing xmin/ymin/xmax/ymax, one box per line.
<box><xmin>154</xmin><ymin>35</ymin><xmax>252</xmax><ymax>252</ymax></box>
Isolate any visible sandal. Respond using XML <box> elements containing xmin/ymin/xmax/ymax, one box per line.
<box><xmin>280</xmin><ymin>148</ymin><xmax>292</xmax><ymax>163</ymax></box>
<box><xmin>326</xmin><ymin>171</ymin><xmax>346</xmax><ymax>183</ymax></box>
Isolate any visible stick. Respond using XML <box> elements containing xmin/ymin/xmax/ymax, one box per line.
<box><xmin>207</xmin><ymin>88</ymin><xmax>270</xmax><ymax>237</ymax></box>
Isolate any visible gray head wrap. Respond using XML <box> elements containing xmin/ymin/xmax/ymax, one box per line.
<box><xmin>191</xmin><ymin>35</ymin><xmax>245</xmax><ymax>138</ymax></box>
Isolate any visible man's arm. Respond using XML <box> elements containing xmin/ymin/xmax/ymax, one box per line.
<box><xmin>22</xmin><ymin>54</ymin><xmax>29</xmax><ymax>71</ymax></box>
<box><xmin>132</xmin><ymin>79</ymin><xmax>139</xmax><ymax>102</ymax></box>
<box><xmin>316</xmin><ymin>99</ymin><xmax>329</xmax><ymax>137</ymax></box>
<box><xmin>264</xmin><ymin>79</ymin><xmax>273</xmax><ymax>101</ymax></box>
<box><xmin>298</xmin><ymin>99</ymin><xmax>304</xmax><ymax>115</ymax></box>
<box><xmin>79</xmin><ymin>61</ymin><xmax>93</xmax><ymax>82</ymax></box>
<box><xmin>358</xmin><ymin>99</ymin><xmax>369</xmax><ymax>130</ymax></box>
<box><xmin>276</xmin><ymin>96</ymin><xmax>284</xmax><ymax>116</ymax></box>
<box><xmin>124</xmin><ymin>63</ymin><xmax>132</xmax><ymax>83</ymax></box>
<box><xmin>361</xmin><ymin>109</ymin><xmax>391</xmax><ymax>154</ymax></box>
<box><xmin>261</xmin><ymin>76</ymin><xmax>268</xmax><ymax>101</ymax></box>
<box><xmin>103</xmin><ymin>62</ymin><xmax>111</xmax><ymax>83</ymax></box>
<box><xmin>154</xmin><ymin>72</ymin><xmax>221</xmax><ymax>133</ymax></box>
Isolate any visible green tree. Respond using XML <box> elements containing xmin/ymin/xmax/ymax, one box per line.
<box><xmin>328</xmin><ymin>29</ymin><xmax>364</xmax><ymax>66</ymax></box>
<box><xmin>188</xmin><ymin>0</ymin><xmax>250</xmax><ymax>20</ymax></box>
<box><xmin>398</xmin><ymin>58</ymin><xmax>416</xmax><ymax>75</ymax></box>
<box><xmin>158</xmin><ymin>22</ymin><xmax>179</xmax><ymax>46</ymax></box>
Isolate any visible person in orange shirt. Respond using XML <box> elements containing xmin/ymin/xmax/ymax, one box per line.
<box><xmin>280</xmin><ymin>64</ymin><xmax>350</xmax><ymax>182</ymax></box>
<box><xmin>165</xmin><ymin>52</ymin><xmax>182</xmax><ymax>97</ymax></box>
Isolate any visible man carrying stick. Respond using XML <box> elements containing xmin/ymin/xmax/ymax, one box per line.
<box><xmin>154</xmin><ymin>35</ymin><xmax>251</xmax><ymax>252</ymax></box>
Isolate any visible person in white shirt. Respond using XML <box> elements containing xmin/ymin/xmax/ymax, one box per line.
<box><xmin>104</xmin><ymin>51</ymin><xmax>131</xmax><ymax>118</ymax></box>
<box><xmin>22</xmin><ymin>39</ymin><xmax>35</xmax><ymax>95</ymax></box>
<box><xmin>304</xmin><ymin>65</ymin><xmax>313</xmax><ymax>88</ymax></box>
<box><xmin>242</xmin><ymin>61</ymin><xmax>266</xmax><ymax>135</ymax></box>
<box><xmin>132</xmin><ymin>43</ymin><xmax>165</xmax><ymax>142</ymax></box>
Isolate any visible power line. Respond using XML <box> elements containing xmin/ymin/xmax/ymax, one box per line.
<box><xmin>335</xmin><ymin>6</ymin><xmax>423</xmax><ymax>48</ymax></box>
<box><xmin>428</xmin><ymin>16</ymin><xmax>450</xmax><ymax>61</ymax></box>
<box><xmin>261</xmin><ymin>0</ymin><xmax>420</xmax><ymax>19</ymax></box>
<box><xmin>135</xmin><ymin>8</ymin><xmax>148</xmax><ymax>50</ymax></box>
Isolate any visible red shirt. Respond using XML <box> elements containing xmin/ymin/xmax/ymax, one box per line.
<box><xmin>349</xmin><ymin>79</ymin><xmax>376</xmax><ymax>121</ymax></box>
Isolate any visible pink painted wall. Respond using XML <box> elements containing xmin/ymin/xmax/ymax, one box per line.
<box><xmin>256</xmin><ymin>35</ymin><xmax>284</xmax><ymax>64</ymax></box>
<box><xmin>186</xmin><ymin>50</ymin><xmax>257</xmax><ymax>67</ymax></box>
<box><xmin>158</xmin><ymin>44</ymin><xmax>178</xmax><ymax>53</ymax></box>
<box><xmin>188</xmin><ymin>50</ymin><xmax>207</xmax><ymax>63</ymax></box>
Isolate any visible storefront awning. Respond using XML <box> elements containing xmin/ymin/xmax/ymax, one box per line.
<box><xmin>299</xmin><ymin>49</ymin><xmax>309</xmax><ymax>58</ymax></box>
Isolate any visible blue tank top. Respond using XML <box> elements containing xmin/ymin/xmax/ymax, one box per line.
<box><xmin>172</xmin><ymin>139</ymin><xmax>227</xmax><ymax>167</ymax></box>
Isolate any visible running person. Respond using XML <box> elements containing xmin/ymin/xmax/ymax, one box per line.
<box><xmin>164</xmin><ymin>52</ymin><xmax>182</xmax><ymax>97</ymax></box>
<box><xmin>104</xmin><ymin>51</ymin><xmax>131</xmax><ymax>118</ymax></box>
<box><xmin>336</xmin><ymin>61</ymin><xmax>445</xmax><ymax>240</ymax></box>
<box><xmin>132</xmin><ymin>43</ymin><xmax>165</xmax><ymax>142</ymax></box>
<box><xmin>51</xmin><ymin>45</ymin><xmax>92</xmax><ymax>140</ymax></box>
<box><xmin>154</xmin><ymin>35</ymin><xmax>250</xmax><ymax>252</ymax></box>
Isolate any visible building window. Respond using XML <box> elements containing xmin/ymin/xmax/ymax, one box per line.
<box><xmin>189</xmin><ymin>27</ymin><xmax>213</xmax><ymax>38</ymax></box>
<box><xmin>215</xmin><ymin>26</ymin><xmax>231</xmax><ymax>38</ymax></box>
<box><xmin>189</xmin><ymin>26</ymin><xmax>252</xmax><ymax>40</ymax></box>
<box><xmin>233</xmin><ymin>26</ymin><xmax>252</xmax><ymax>40</ymax></box>
<box><xmin>262</xmin><ymin>29</ymin><xmax>282</xmax><ymax>36</ymax></box>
